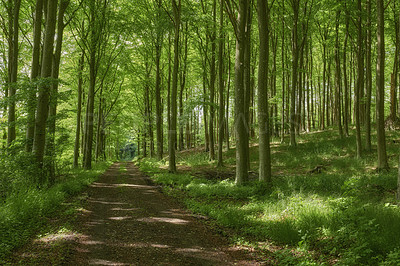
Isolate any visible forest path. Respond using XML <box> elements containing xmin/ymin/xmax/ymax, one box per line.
<box><xmin>70</xmin><ymin>162</ymin><xmax>261</xmax><ymax>265</ymax></box>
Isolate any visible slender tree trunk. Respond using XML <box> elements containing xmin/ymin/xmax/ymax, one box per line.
<box><xmin>155</xmin><ymin>1</ymin><xmax>163</xmax><ymax>160</ymax></box>
<box><xmin>234</xmin><ymin>0</ymin><xmax>249</xmax><ymax>185</ymax></box>
<box><xmin>365</xmin><ymin>0</ymin><xmax>372</xmax><ymax>151</ymax></box>
<box><xmin>26</xmin><ymin>0</ymin><xmax>44</xmax><ymax>152</ymax></box>
<box><xmin>226</xmin><ymin>38</ymin><xmax>231</xmax><ymax>151</ymax></box>
<box><xmin>47</xmin><ymin>0</ymin><xmax>69</xmax><ymax>182</ymax></box>
<box><xmin>257</xmin><ymin>0</ymin><xmax>271</xmax><ymax>183</ymax></box>
<box><xmin>355</xmin><ymin>0</ymin><xmax>363</xmax><ymax>159</ymax></box>
<box><xmin>243</xmin><ymin>2</ymin><xmax>252</xmax><ymax>169</ymax></box>
<box><xmin>290</xmin><ymin>0</ymin><xmax>299</xmax><ymax>146</ymax></box>
<box><xmin>33</xmin><ymin>0</ymin><xmax>57</xmax><ymax>178</ymax></box>
<box><xmin>74</xmin><ymin>52</ymin><xmax>84</xmax><ymax>168</ymax></box>
<box><xmin>209</xmin><ymin>0</ymin><xmax>216</xmax><ymax>160</ymax></box>
<box><xmin>335</xmin><ymin>10</ymin><xmax>343</xmax><ymax>138</ymax></box>
<box><xmin>169</xmin><ymin>0</ymin><xmax>181</xmax><ymax>173</ymax></box>
<box><xmin>7</xmin><ymin>0</ymin><xmax>21</xmax><ymax>147</ymax></box>
<box><xmin>343</xmin><ymin>6</ymin><xmax>350</xmax><ymax>137</ymax></box>
<box><xmin>376</xmin><ymin>0</ymin><xmax>389</xmax><ymax>169</ymax></box>
<box><xmin>281</xmin><ymin>13</ymin><xmax>285</xmax><ymax>142</ymax></box>
<box><xmin>217</xmin><ymin>0</ymin><xmax>224</xmax><ymax>167</ymax></box>
<box><xmin>83</xmin><ymin>1</ymin><xmax>100</xmax><ymax>169</ymax></box>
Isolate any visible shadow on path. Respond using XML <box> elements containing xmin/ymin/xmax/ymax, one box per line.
<box><xmin>72</xmin><ymin>162</ymin><xmax>261</xmax><ymax>265</ymax></box>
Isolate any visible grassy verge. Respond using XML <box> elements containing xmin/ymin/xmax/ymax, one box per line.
<box><xmin>0</xmin><ymin>161</ymin><xmax>111</xmax><ymax>263</ymax></box>
<box><xmin>137</xmin><ymin>130</ymin><xmax>400</xmax><ymax>265</ymax></box>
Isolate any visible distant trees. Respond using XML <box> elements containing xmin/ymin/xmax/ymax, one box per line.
<box><xmin>0</xmin><ymin>0</ymin><xmax>398</xmax><ymax>186</ymax></box>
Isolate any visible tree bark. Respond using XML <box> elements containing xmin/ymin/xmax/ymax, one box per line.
<box><xmin>47</xmin><ymin>0</ymin><xmax>69</xmax><ymax>182</ymax></box>
<box><xmin>335</xmin><ymin>9</ymin><xmax>343</xmax><ymax>139</ymax></box>
<box><xmin>169</xmin><ymin>0</ymin><xmax>181</xmax><ymax>173</ymax></box>
<box><xmin>355</xmin><ymin>0</ymin><xmax>363</xmax><ymax>159</ymax></box>
<box><xmin>26</xmin><ymin>0</ymin><xmax>44</xmax><ymax>152</ymax></box>
<box><xmin>376</xmin><ymin>0</ymin><xmax>389</xmax><ymax>169</ymax></box>
<box><xmin>7</xmin><ymin>0</ymin><xmax>21</xmax><ymax>147</ymax></box>
<box><xmin>257</xmin><ymin>0</ymin><xmax>271</xmax><ymax>183</ymax></box>
<box><xmin>209</xmin><ymin>0</ymin><xmax>216</xmax><ymax>160</ymax></box>
<box><xmin>233</xmin><ymin>0</ymin><xmax>249</xmax><ymax>185</ymax></box>
<box><xmin>155</xmin><ymin>3</ymin><xmax>163</xmax><ymax>160</ymax></box>
<box><xmin>365</xmin><ymin>0</ymin><xmax>372</xmax><ymax>151</ymax></box>
<box><xmin>290</xmin><ymin>0</ymin><xmax>299</xmax><ymax>146</ymax></box>
<box><xmin>217</xmin><ymin>0</ymin><xmax>225</xmax><ymax>167</ymax></box>
<box><xmin>33</xmin><ymin>0</ymin><xmax>57</xmax><ymax>176</ymax></box>
<box><xmin>343</xmin><ymin>5</ymin><xmax>350</xmax><ymax>137</ymax></box>
<box><xmin>74</xmin><ymin>52</ymin><xmax>84</xmax><ymax>168</ymax></box>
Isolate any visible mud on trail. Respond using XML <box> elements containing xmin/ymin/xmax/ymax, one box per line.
<box><xmin>10</xmin><ymin>162</ymin><xmax>263</xmax><ymax>265</ymax></box>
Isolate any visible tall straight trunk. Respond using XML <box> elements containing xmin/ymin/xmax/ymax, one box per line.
<box><xmin>365</xmin><ymin>0</ymin><xmax>372</xmax><ymax>151</ymax></box>
<box><xmin>217</xmin><ymin>0</ymin><xmax>224</xmax><ymax>167</ymax></box>
<box><xmin>322</xmin><ymin>42</ymin><xmax>326</xmax><ymax>130</ymax></box>
<box><xmin>155</xmin><ymin>41</ymin><xmax>163</xmax><ymax>160</ymax></box>
<box><xmin>83</xmin><ymin>1</ymin><xmax>99</xmax><ymax>169</ymax></box>
<box><xmin>355</xmin><ymin>0</ymin><xmax>363</xmax><ymax>159</ymax></box>
<box><xmin>243</xmin><ymin>2</ymin><xmax>252</xmax><ymax>169</ymax></box>
<box><xmin>47</xmin><ymin>0</ymin><xmax>69</xmax><ymax>182</ymax></box>
<box><xmin>95</xmin><ymin>93</ymin><xmax>104</xmax><ymax>160</ymax></box>
<box><xmin>26</xmin><ymin>0</ymin><xmax>44</xmax><ymax>152</ymax></box>
<box><xmin>169</xmin><ymin>0</ymin><xmax>181</xmax><ymax>173</ymax></box>
<box><xmin>234</xmin><ymin>0</ymin><xmax>249</xmax><ymax>185</ymax></box>
<box><xmin>167</xmin><ymin>34</ymin><xmax>171</xmax><ymax>139</ymax></box>
<box><xmin>335</xmin><ymin>10</ymin><xmax>343</xmax><ymax>138</ymax></box>
<box><xmin>209</xmin><ymin>0</ymin><xmax>216</xmax><ymax>160</ymax></box>
<box><xmin>7</xmin><ymin>0</ymin><xmax>21</xmax><ymax>146</ymax></box>
<box><xmin>179</xmin><ymin>23</ymin><xmax>188</xmax><ymax>151</ymax></box>
<box><xmin>155</xmin><ymin>0</ymin><xmax>163</xmax><ymax>160</ymax></box>
<box><xmin>290</xmin><ymin>0</ymin><xmax>299</xmax><ymax>146</ymax></box>
<box><xmin>343</xmin><ymin>6</ymin><xmax>350</xmax><ymax>137</ymax></box>
<box><xmin>33</xmin><ymin>0</ymin><xmax>57</xmax><ymax>175</ymax></box>
<box><xmin>376</xmin><ymin>0</ymin><xmax>388</xmax><ymax>169</ymax></box>
<box><xmin>257</xmin><ymin>0</ymin><xmax>271</xmax><ymax>183</ymax></box>
<box><xmin>74</xmin><ymin>52</ymin><xmax>84</xmax><ymax>168</ymax></box>
<box><xmin>281</xmin><ymin>12</ymin><xmax>285</xmax><ymax>142</ymax></box>
<box><xmin>226</xmin><ymin>37</ymin><xmax>231</xmax><ymax>150</ymax></box>
<box><xmin>297</xmin><ymin>41</ymin><xmax>304</xmax><ymax>135</ymax></box>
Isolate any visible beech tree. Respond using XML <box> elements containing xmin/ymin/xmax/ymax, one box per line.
<box><xmin>376</xmin><ymin>0</ymin><xmax>388</xmax><ymax>170</ymax></box>
<box><xmin>33</xmin><ymin>0</ymin><xmax>58</xmax><ymax>175</ymax></box>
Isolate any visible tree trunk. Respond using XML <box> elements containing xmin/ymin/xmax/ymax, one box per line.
<box><xmin>74</xmin><ymin>52</ymin><xmax>84</xmax><ymax>168</ymax></box>
<box><xmin>217</xmin><ymin>0</ymin><xmax>225</xmax><ymax>167</ymax></box>
<box><xmin>335</xmin><ymin>9</ymin><xmax>343</xmax><ymax>139</ymax></box>
<box><xmin>290</xmin><ymin>0</ymin><xmax>299</xmax><ymax>146</ymax></box>
<box><xmin>7</xmin><ymin>0</ymin><xmax>21</xmax><ymax>147</ymax></box>
<box><xmin>47</xmin><ymin>0</ymin><xmax>69</xmax><ymax>182</ymax></box>
<box><xmin>376</xmin><ymin>0</ymin><xmax>388</xmax><ymax>169</ymax></box>
<box><xmin>33</xmin><ymin>0</ymin><xmax>57</xmax><ymax>180</ymax></box>
<box><xmin>209</xmin><ymin>0</ymin><xmax>216</xmax><ymax>160</ymax></box>
<box><xmin>355</xmin><ymin>0</ymin><xmax>363</xmax><ymax>159</ymax></box>
<box><xmin>343</xmin><ymin>5</ymin><xmax>350</xmax><ymax>137</ymax></box>
<box><xmin>234</xmin><ymin>0</ymin><xmax>249</xmax><ymax>185</ymax></box>
<box><xmin>169</xmin><ymin>0</ymin><xmax>181</xmax><ymax>173</ymax></box>
<box><xmin>257</xmin><ymin>0</ymin><xmax>271</xmax><ymax>183</ymax></box>
<box><xmin>365</xmin><ymin>0</ymin><xmax>372</xmax><ymax>151</ymax></box>
<box><xmin>243</xmin><ymin>2</ymin><xmax>252</xmax><ymax>169</ymax></box>
<box><xmin>26</xmin><ymin>0</ymin><xmax>44</xmax><ymax>152</ymax></box>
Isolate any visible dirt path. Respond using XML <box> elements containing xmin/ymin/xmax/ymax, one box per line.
<box><xmin>70</xmin><ymin>162</ymin><xmax>262</xmax><ymax>265</ymax></box>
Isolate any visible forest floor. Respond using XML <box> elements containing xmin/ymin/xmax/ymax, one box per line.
<box><xmin>6</xmin><ymin>162</ymin><xmax>264</xmax><ymax>265</ymax></box>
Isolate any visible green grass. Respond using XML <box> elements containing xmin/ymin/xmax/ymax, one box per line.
<box><xmin>138</xmin><ymin>129</ymin><xmax>400</xmax><ymax>265</ymax></box>
<box><xmin>0</xmin><ymin>161</ymin><xmax>111</xmax><ymax>262</ymax></box>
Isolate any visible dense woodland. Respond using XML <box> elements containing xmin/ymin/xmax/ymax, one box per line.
<box><xmin>1</xmin><ymin>0</ymin><xmax>400</xmax><ymax>264</ymax></box>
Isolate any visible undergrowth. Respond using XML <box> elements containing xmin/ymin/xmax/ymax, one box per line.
<box><xmin>0</xmin><ymin>161</ymin><xmax>111</xmax><ymax>262</ymax></box>
<box><xmin>137</xmin><ymin>130</ymin><xmax>400</xmax><ymax>265</ymax></box>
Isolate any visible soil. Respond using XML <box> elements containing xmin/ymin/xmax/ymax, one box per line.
<box><xmin>9</xmin><ymin>162</ymin><xmax>265</xmax><ymax>265</ymax></box>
